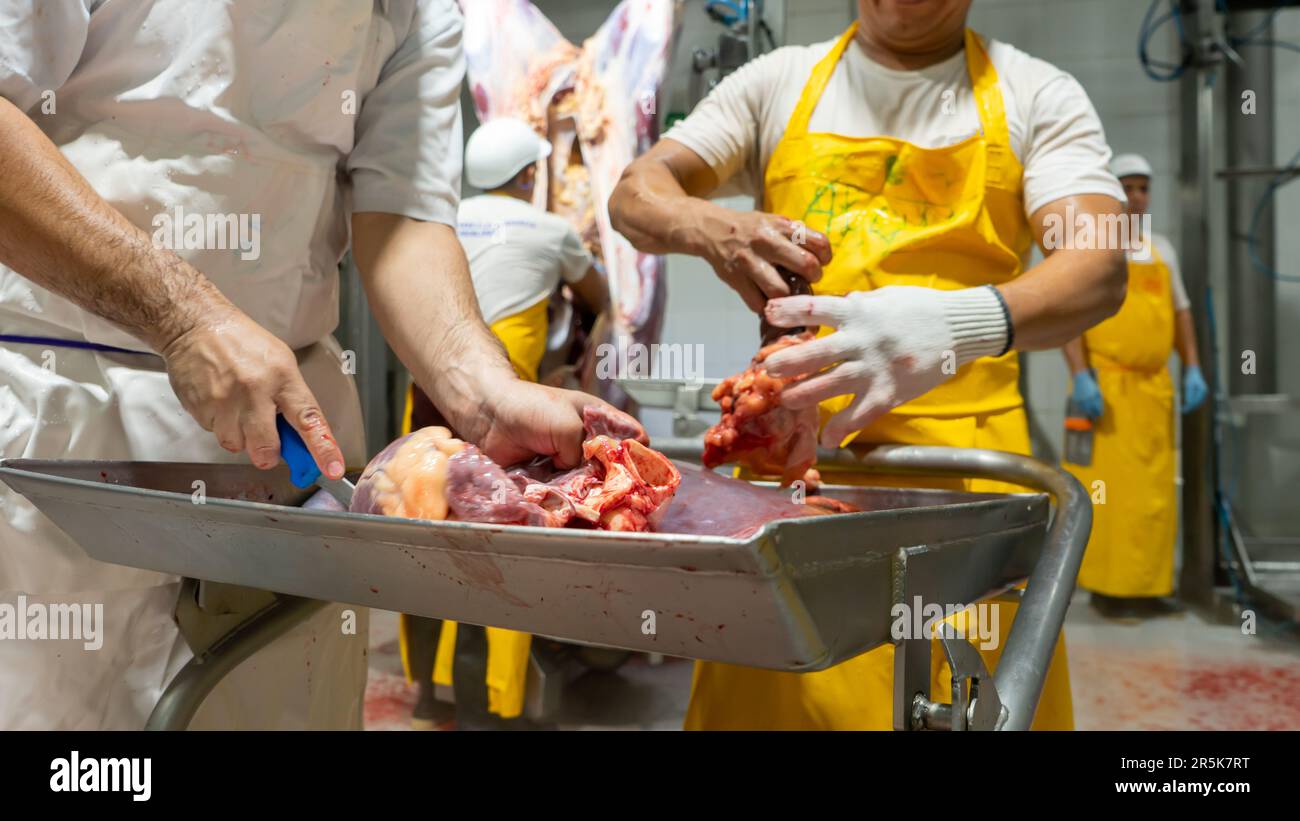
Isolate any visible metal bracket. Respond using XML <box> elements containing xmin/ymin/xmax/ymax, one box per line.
<box><xmin>174</xmin><ymin>578</ymin><xmax>279</xmax><ymax>656</ymax></box>
<box><xmin>900</xmin><ymin>619</ymin><xmax>1007</xmax><ymax>730</ymax></box>
<box><xmin>891</xmin><ymin>544</ymin><xmax>1005</xmax><ymax>730</ymax></box>
<box><xmin>151</xmin><ymin>585</ymin><xmax>326</xmax><ymax>730</ymax></box>
<box><xmin>615</xmin><ymin>377</ymin><xmax>721</xmax><ymax>438</ymax></box>
<box><xmin>938</xmin><ymin>631</ymin><xmax>1007</xmax><ymax>731</ymax></box>
<box><xmin>672</xmin><ymin>383</ymin><xmax>705</xmax><ymax>437</ymax></box>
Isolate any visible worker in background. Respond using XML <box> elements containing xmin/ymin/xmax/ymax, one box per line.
<box><xmin>1063</xmin><ymin>153</ymin><xmax>1207</xmax><ymax>620</ymax></box>
<box><xmin>0</xmin><ymin>1</ymin><xmax>625</xmax><ymax>730</ymax></box>
<box><xmin>610</xmin><ymin>0</ymin><xmax>1128</xmax><ymax>729</ymax></box>
<box><xmin>402</xmin><ymin>117</ymin><xmax>608</xmax><ymax>729</ymax></box>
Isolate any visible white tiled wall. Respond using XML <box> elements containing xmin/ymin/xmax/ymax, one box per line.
<box><xmin>783</xmin><ymin>0</ymin><xmax>854</xmax><ymax>44</ymax></box>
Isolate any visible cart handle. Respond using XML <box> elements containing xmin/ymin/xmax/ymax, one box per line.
<box><xmin>817</xmin><ymin>444</ymin><xmax>1091</xmax><ymax>731</ymax></box>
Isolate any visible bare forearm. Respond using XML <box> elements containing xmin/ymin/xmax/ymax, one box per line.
<box><xmin>1004</xmin><ymin>195</ymin><xmax>1128</xmax><ymax>350</ymax></box>
<box><xmin>610</xmin><ymin>140</ymin><xmax>831</xmax><ymax>313</ymax></box>
<box><xmin>351</xmin><ymin>213</ymin><xmax>516</xmax><ymax>441</ymax></box>
<box><xmin>1061</xmin><ymin>337</ymin><xmax>1090</xmax><ymax>374</ymax></box>
<box><xmin>609</xmin><ymin>156</ymin><xmax>721</xmax><ymax>257</ymax></box>
<box><xmin>1174</xmin><ymin>308</ymin><xmax>1200</xmax><ymax>367</ymax></box>
<box><xmin>0</xmin><ymin>97</ymin><xmax>226</xmax><ymax>351</ymax></box>
<box><xmin>998</xmin><ymin>248</ymin><xmax>1125</xmax><ymax>350</ymax></box>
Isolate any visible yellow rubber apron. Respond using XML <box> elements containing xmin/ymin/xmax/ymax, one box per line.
<box><xmin>1067</xmin><ymin>242</ymin><xmax>1177</xmax><ymax>597</ymax></box>
<box><xmin>685</xmin><ymin>25</ymin><xmax>1073</xmax><ymax>730</ymax></box>
<box><xmin>399</xmin><ymin>296</ymin><xmax>550</xmax><ymax>720</ymax></box>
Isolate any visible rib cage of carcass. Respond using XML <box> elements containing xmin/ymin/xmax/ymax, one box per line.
<box><xmin>457</xmin><ymin>0</ymin><xmax>680</xmax><ymax>405</ymax></box>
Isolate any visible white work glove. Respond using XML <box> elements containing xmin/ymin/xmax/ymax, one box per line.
<box><xmin>763</xmin><ymin>285</ymin><xmax>1010</xmax><ymax>449</ymax></box>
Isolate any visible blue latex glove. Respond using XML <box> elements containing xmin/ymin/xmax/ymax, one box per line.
<box><xmin>1071</xmin><ymin>370</ymin><xmax>1103</xmax><ymax>419</ymax></box>
<box><xmin>1182</xmin><ymin>364</ymin><xmax>1208</xmax><ymax>414</ymax></box>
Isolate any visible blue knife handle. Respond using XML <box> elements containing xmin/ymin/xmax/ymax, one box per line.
<box><xmin>276</xmin><ymin>414</ymin><xmax>321</xmax><ymax>489</ymax></box>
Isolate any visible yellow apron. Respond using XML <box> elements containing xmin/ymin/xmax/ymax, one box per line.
<box><xmin>1067</xmin><ymin>242</ymin><xmax>1177</xmax><ymax>597</ymax></box>
<box><xmin>399</xmin><ymin>296</ymin><xmax>550</xmax><ymax>719</ymax></box>
<box><xmin>685</xmin><ymin>25</ymin><xmax>1073</xmax><ymax>730</ymax></box>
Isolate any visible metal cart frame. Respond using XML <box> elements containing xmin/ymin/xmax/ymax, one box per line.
<box><xmin>0</xmin><ymin>444</ymin><xmax>1088</xmax><ymax>731</ymax></box>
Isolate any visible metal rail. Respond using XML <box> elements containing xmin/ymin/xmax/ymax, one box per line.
<box><xmin>816</xmin><ymin>444</ymin><xmax>1092</xmax><ymax>730</ymax></box>
<box><xmin>145</xmin><ymin>596</ymin><xmax>327</xmax><ymax>731</ymax></box>
<box><xmin>139</xmin><ymin>443</ymin><xmax>1086</xmax><ymax>731</ymax></box>
<box><xmin>618</xmin><ymin>439</ymin><xmax>1092</xmax><ymax>729</ymax></box>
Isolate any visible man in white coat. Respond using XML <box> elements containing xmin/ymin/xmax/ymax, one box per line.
<box><xmin>0</xmin><ymin>0</ymin><xmax>626</xmax><ymax>729</ymax></box>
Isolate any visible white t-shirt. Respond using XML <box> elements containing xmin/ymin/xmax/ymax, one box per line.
<box><xmin>0</xmin><ymin>0</ymin><xmax>464</xmax><ymax>352</ymax></box>
<box><xmin>1135</xmin><ymin>232</ymin><xmax>1191</xmax><ymax>312</ymax></box>
<box><xmin>665</xmin><ymin>33</ymin><xmax>1124</xmax><ymax>222</ymax></box>
<box><xmin>457</xmin><ymin>195</ymin><xmax>593</xmax><ymax>325</ymax></box>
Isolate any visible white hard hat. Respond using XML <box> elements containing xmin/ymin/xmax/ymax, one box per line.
<box><xmin>1110</xmin><ymin>153</ymin><xmax>1153</xmax><ymax>179</ymax></box>
<box><xmin>465</xmin><ymin>118</ymin><xmax>552</xmax><ymax>190</ymax></box>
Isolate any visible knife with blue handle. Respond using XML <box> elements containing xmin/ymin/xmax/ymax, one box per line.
<box><xmin>276</xmin><ymin>414</ymin><xmax>354</xmax><ymax>508</ymax></box>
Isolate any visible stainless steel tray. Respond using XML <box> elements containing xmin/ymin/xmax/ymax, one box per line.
<box><xmin>0</xmin><ymin>458</ymin><xmax>1047</xmax><ymax>673</ymax></box>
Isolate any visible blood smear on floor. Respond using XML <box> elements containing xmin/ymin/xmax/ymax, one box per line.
<box><xmin>1071</xmin><ymin>646</ymin><xmax>1300</xmax><ymax>730</ymax></box>
<box><xmin>363</xmin><ymin>669</ymin><xmax>418</xmax><ymax>731</ymax></box>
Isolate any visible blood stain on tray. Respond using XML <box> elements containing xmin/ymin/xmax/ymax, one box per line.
<box><xmin>447</xmin><ymin>551</ymin><xmax>529</xmax><ymax>608</ymax></box>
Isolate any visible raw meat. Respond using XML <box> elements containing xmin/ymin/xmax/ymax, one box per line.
<box><xmin>656</xmin><ymin>463</ymin><xmax>858</xmax><ymax>539</ymax></box>
<box><xmin>702</xmin><ymin>333</ymin><xmax>820</xmax><ymax>487</ymax></box>
<box><xmin>309</xmin><ymin>461</ymin><xmax>859</xmax><ymax>538</ymax></box>
<box><xmin>349</xmin><ymin>407</ymin><xmax>680</xmax><ymax>533</ymax></box>
<box><xmin>456</xmin><ymin>0</ymin><xmax>679</xmax><ymax>404</ymax></box>
<box><xmin>350</xmin><ymin>425</ymin><xmax>467</xmax><ymax>522</ymax></box>
<box><xmin>509</xmin><ymin>434</ymin><xmax>680</xmax><ymax>531</ymax></box>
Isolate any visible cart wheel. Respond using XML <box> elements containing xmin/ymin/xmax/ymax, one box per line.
<box><xmin>575</xmin><ymin>646</ymin><xmax>631</xmax><ymax>673</ymax></box>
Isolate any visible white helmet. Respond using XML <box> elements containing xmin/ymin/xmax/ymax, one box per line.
<box><xmin>1110</xmin><ymin>153</ymin><xmax>1153</xmax><ymax>180</ymax></box>
<box><xmin>464</xmin><ymin>118</ymin><xmax>553</xmax><ymax>190</ymax></box>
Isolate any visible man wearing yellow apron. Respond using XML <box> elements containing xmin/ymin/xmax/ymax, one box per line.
<box><xmin>402</xmin><ymin>118</ymin><xmax>609</xmax><ymax>728</ymax></box>
<box><xmin>611</xmin><ymin>0</ymin><xmax>1129</xmax><ymax>729</ymax></box>
<box><xmin>1063</xmin><ymin>153</ymin><xmax>1206</xmax><ymax>621</ymax></box>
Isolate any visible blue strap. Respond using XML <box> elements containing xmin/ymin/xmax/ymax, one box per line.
<box><xmin>0</xmin><ymin>333</ymin><xmax>158</xmax><ymax>356</ymax></box>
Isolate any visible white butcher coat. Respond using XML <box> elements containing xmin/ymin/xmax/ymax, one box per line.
<box><xmin>0</xmin><ymin>0</ymin><xmax>464</xmax><ymax>729</ymax></box>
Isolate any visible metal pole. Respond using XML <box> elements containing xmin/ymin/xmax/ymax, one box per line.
<box><xmin>1224</xmin><ymin>11</ymin><xmax>1277</xmax><ymax>394</ymax></box>
<box><xmin>146</xmin><ymin>596</ymin><xmax>327</xmax><ymax>730</ymax></box>
<box><xmin>1176</xmin><ymin>0</ymin><xmax>1220</xmax><ymax>608</ymax></box>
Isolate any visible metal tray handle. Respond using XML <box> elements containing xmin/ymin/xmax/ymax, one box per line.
<box><xmin>823</xmin><ymin>444</ymin><xmax>1092</xmax><ymax>730</ymax></box>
